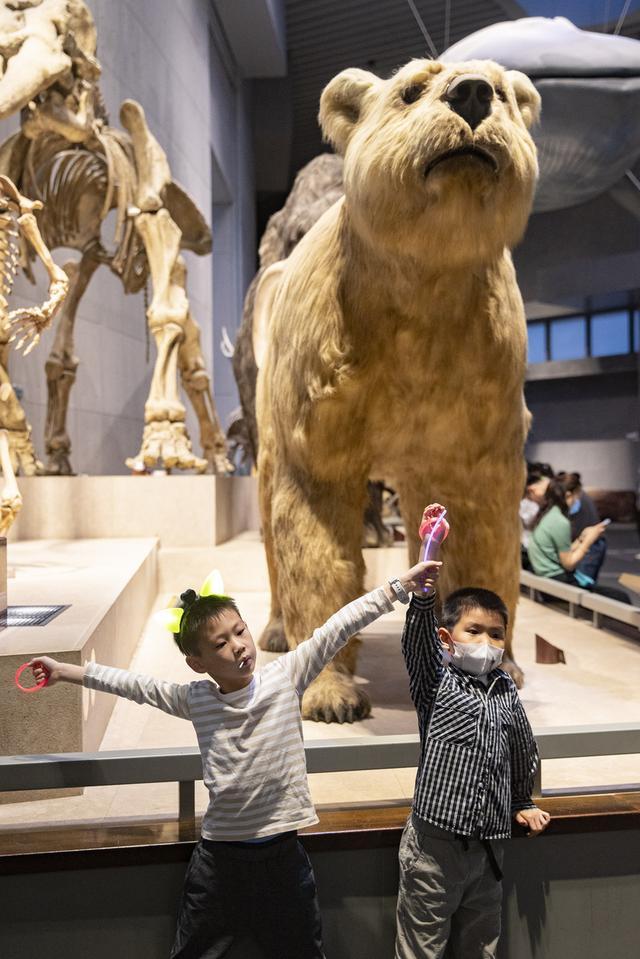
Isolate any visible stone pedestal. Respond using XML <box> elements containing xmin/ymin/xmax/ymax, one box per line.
<box><xmin>8</xmin><ymin>475</ymin><xmax>260</xmax><ymax>547</ymax></box>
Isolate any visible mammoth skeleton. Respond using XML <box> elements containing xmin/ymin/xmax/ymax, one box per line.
<box><xmin>0</xmin><ymin>0</ymin><xmax>229</xmax><ymax>475</ymax></box>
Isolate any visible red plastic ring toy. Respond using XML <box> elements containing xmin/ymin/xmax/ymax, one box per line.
<box><xmin>15</xmin><ymin>662</ymin><xmax>49</xmax><ymax>693</ymax></box>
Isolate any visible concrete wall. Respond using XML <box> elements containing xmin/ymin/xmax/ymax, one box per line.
<box><xmin>525</xmin><ymin>371</ymin><xmax>639</xmax><ymax>490</ymax></box>
<box><xmin>1</xmin><ymin>829</ymin><xmax>639</xmax><ymax>958</ymax></box>
<box><xmin>0</xmin><ymin>0</ymin><xmax>256</xmax><ymax>474</ymax></box>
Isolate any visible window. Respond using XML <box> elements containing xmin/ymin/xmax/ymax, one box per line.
<box><xmin>549</xmin><ymin>316</ymin><xmax>587</xmax><ymax>361</ymax></box>
<box><xmin>591</xmin><ymin>310</ymin><xmax>630</xmax><ymax>357</ymax></box>
<box><xmin>527</xmin><ymin>302</ymin><xmax>637</xmax><ymax>366</ymax></box>
<box><xmin>527</xmin><ymin>322</ymin><xmax>547</xmax><ymax>363</ymax></box>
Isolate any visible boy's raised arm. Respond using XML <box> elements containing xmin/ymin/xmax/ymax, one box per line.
<box><xmin>401</xmin><ymin>592</ymin><xmax>443</xmax><ymax>710</ymax></box>
<box><xmin>28</xmin><ymin>656</ymin><xmax>192</xmax><ymax>720</ymax></box>
<box><xmin>281</xmin><ymin>562</ymin><xmax>440</xmax><ymax>694</ymax></box>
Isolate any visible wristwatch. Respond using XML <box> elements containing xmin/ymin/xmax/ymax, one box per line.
<box><xmin>388</xmin><ymin>578</ymin><xmax>410</xmax><ymax>604</ymax></box>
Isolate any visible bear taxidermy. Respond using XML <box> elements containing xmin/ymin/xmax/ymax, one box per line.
<box><xmin>256</xmin><ymin>59</ymin><xmax>540</xmax><ymax>722</ymax></box>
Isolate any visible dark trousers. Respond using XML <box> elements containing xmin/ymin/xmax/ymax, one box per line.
<box><xmin>576</xmin><ymin>536</ymin><xmax>606</xmax><ymax>582</ymax></box>
<box><xmin>170</xmin><ymin>833</ymin><xmax>325</xmax><ymax>959</ymax></box>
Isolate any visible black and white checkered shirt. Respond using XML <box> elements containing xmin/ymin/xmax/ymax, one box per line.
<box><xmin>402</xmin><ymin>594</ymin><xmax>538</xmax><ymax>840</ymax></box>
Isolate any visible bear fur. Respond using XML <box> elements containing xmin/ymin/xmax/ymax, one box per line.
<box><xmin>233</xmin><ymin>154</ymin><xmax>344</xmax><ymax>465</ymax></box>
<box><xmin>256</xmin><ymin>59</ymin><xmax>540</xmax><ymax>722</ymax></box>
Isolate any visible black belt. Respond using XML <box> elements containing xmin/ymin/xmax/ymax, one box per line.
<box><xmin>454</xmin><ymin>835</ymin><xmax>503</xmax><ymax>882</ymax></box>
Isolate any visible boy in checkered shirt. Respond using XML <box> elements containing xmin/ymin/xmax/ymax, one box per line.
<box><xmin>395</xmin><ymin>505</ymin><xmax>550</xmax><ymax>959</ymax></box>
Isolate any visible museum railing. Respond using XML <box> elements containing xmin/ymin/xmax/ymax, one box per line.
<box><xmin>1</xmin><ymin>723</ymin><xmax>639</xmax><ymax>825</ymax></box>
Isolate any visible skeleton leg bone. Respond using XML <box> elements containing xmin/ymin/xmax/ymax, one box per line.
<box><xmin>44</xmin><ymin>256</ymin><xmax>96</xmax><ymax>475</ymax></box>
<box><xmin>127</xmin><ymin>209</ymin><xmax>206</xmax><ymax>472</ymax></box>
<box><xmin>7</xmin><ymin>211</ymin><xmax>70</xmax><ymax>354</ymax></box>
<box><xmin>0</xmin><ymin>335</ymin><xmax>41</xmax><ymax>476</ymax></box>
<box><xmin>176</xmin><ymin>261</ymin><xmax>230</xmax><ymax>474</ymax></box>
<box><xmin>0</xmin><ymin>427</ymin><xmax>22</xmax><ymax>534</ymax></box>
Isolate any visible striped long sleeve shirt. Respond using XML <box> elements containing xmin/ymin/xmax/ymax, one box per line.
<box><xmin>84</xmin><ymin>587</ymin><xmax>393</xmax><ymax>841</ymax></box>
<box><xmin>402</xmin><ymin>594</ymin><xmax>538</xmax><ymax>840</ymax></box>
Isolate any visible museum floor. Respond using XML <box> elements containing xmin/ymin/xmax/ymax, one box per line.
<box><xmin>0</xmin><ymin>529</ymin><xmax>639</xmax><ymax>831</ymax></box>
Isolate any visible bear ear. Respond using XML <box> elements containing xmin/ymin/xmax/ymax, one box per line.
<box><xmin>319</xmin><ymin>68</ymin><xmax>379</xmax><ymax>154</ymax></box>
<box><xmin>505</xmin><ymin>70</ymin><xmax>541</xmax><ymax>129</ymax></box>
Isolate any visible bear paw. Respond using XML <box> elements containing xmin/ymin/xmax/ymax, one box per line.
<box><xmin>501</xmin><ymin>657</ymin><xmax>524</xmax><ymax>689</ymax></box>
<box><xmin>259</xmin><ymin>616</ymin><xmax>289</xmax><ymax>652</ymax></box>
<box><xmin>302</xmin><ymin>673</ymin><xmax>371</xmax><ymax>724</ymax></box>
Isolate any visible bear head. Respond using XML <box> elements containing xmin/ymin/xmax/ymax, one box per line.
<box><xmin>319</xmin><ymin>59</ymin><xmax>540</xmax><ymax>269</ymax></box>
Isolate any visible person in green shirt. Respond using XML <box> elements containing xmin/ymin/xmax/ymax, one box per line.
<box><xmin>527</xmin><ymin>481</ymin><xmax>630</xmax><ymax>602</ymax></box>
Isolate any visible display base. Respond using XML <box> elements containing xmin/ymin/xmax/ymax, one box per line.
<box><xmin>7</xmin><ymin>475</ymin><xmax>260</xmax><ymax>548</ymax></box>
<box><xmin>0</xmin><ymin>538</ymin><xmax>158</xmax><ymax>802</ymax></box>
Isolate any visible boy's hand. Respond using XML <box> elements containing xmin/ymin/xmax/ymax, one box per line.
<box><xmin>514</xmin><ymin>806</ymin><xmax>551</xmax><ymax>836</ymax></box>
<box><xmin>27</xmin><ymin>656</ymin><xmax>65</xmax><ymax>687</ymax></box>
<box><xmin>399</xmin><ymin>561</ymin><xmax>442</xmax><ymax>594</ymax></box>
<box><xmin>419</xmin><ymin>503</ymin><xmax>450</xmax><ymax>542</ymax></box>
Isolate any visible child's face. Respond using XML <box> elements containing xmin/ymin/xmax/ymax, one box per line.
<box><xmin>438</xmin><ymin>607</ymin><xmax>506</xmax><ymax>653</ymax></box>
<box><xmin>186</xmin><ymin>609</ymin><xmax>257</xmax><ymax>693</ymax></box>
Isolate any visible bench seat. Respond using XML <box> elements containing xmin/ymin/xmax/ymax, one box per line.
<box><xmin>520</xmin><ymin>570</ymin><xmax>640</xmax><ymax>630</ymax></box>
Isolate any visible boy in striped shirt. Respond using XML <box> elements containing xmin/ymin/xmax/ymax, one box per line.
<box><xmin>28</xmin><ymin>558</ymin><xmax>439</xmax><ymax>959</ymax></box>
<box><xmin>395</xmin><ymin>504</ymin><xmax>550</xmax><ymax>959</ymax></box>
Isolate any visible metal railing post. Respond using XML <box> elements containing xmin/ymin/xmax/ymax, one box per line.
<box><xmin>179</xmin><ymin>780</ymin><xmax>195</xmax><ymax>824</ymax></box>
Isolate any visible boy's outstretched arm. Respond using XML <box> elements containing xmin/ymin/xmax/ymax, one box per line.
<box><xmin>27</xmin><ymin>656</ymin><xmax>192</xmax><ymax>720</ymax></box>
<box><xmin>282</xmin><ymin>561</ymin><xmax>441</xmax><ymax>695</ymax></box>
<box><xmin>29</xmin><ymin>657</ymin><xmax>84</xmax><ymax>686</ymax></box>
<box><xmin>510</xmin><ymin>690</ymin><xmax>550</xmax><ymax>836</ymax></box>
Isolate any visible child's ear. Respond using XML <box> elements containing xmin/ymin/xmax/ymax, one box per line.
<box><xmin>186</xmin><ymin>654</ymin><xmax>207</xmax><ymax>674</ymax></box>
<box><xmin>438</xmin><ymin>626</ymin><xmax>454</xmax><ymax>653</ymax></box>
<box><xmin>318</xmin><ymin>68</ymin><xmax>379</xmax><ymax>154</ymax></box>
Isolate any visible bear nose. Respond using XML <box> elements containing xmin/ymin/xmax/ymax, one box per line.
<box><xmin>444</xmin><ymin>75</ymin><xmax>494</xmax><ymax>131</ymax></box>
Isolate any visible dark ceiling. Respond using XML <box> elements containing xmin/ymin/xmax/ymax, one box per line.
<box><xmin>283</xmin><ymin>0</ymin><xmax>640</xmax><ymax>174</ymax></box>
<box><xmin>250</xmin><ymin>1</ymin><xmax>640</xmax><ymax>314</ymax></box>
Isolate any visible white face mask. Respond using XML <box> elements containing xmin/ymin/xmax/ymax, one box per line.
<box><xmin>447</xmin><ymin>641</ymin><xmax>504</xmax><ymax>676</ymax></box>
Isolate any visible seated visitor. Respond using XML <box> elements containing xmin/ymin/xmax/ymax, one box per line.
<box><xmin>527</xmin><ymin>481</ymin><xmax>630</xmax><ymax>602</ymax></box>
<box><xmin>520</xmin><ymin>461</ymin><xmax>555</xmax><ymax>569</ymax></box>
<box><xmin>524</xmin><ymin>461</ymin><xmax>554</xmax><ymax>506</ymax></box>
<box><xmin>27</xmin><ymin>559</ymin><xmax>439</xmax><ymax>959</ymax></box>
<box><xmin>395</xmin><ymin>504</ymin><xmax>550</xmax><ymax>959</ymax></box>
<box><xmin>558</xmin><ymin>471</ymin><xmax>606</xmax><ymax>582</ymax></box>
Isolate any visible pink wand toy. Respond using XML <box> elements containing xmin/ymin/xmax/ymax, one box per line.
<box><xmin>419</xmin><ymin>504</ymin><xmax>449</xmax><ymax>594</ymax></box>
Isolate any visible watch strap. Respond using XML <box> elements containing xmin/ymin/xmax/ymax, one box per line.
<box><xmin>388</xmin><ymin>577</ymin><xmax>410</xmax><ymax>604</ymax></box>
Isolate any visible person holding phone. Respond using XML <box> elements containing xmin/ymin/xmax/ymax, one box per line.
<box><xmin>560</xmin><ymin>472</ymin><xmax>607</xmax><ymax>582</ymax></box>
<box><xmin>527</xmin><ymin>480</ymin><xmax>630</xmax><ymax>603</ymax></box>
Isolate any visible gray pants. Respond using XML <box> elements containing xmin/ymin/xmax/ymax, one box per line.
<box><xmin>395</xmin><ymin>815</ymin><xmax>504</xmax><ymax>959</ymax></box>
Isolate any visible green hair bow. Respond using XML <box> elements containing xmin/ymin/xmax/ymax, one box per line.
<box><xmin>155</xmin><ymin>569</ymin><xmax>228</xmax><ymax>634</ymax></box>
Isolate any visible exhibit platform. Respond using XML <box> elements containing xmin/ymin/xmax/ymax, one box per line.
<box><xmin>0</xmin><ymin>537</ymin><xmax>158</xmax><ymax>800</ymax></box>
<box><xmin>7</xmin><ymin>475</ymin><xmax>260</xmax><ymax>548</ymax></box>
<box><xmin>0</xmin><ymin>533</ymin><xmax>638</xmax><ymax>829</ymax></box>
